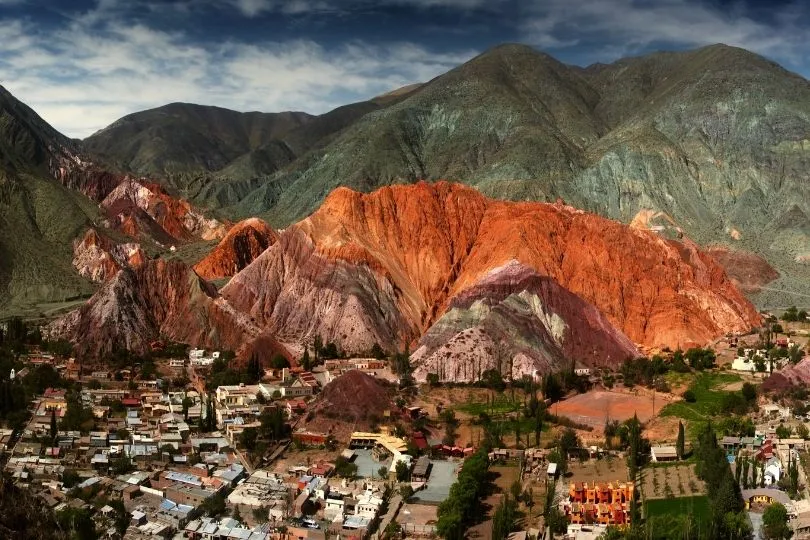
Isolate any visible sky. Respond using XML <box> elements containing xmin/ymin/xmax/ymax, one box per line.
<box><xmin>0</xmin><ymin>0</ymin><xmax>808</xmax><ymax>138</ymax></box>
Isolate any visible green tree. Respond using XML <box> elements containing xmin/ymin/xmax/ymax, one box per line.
<box><xmin>50</xmin><ymin>408</ymin><xmax>58</xmax><ymax>442</ymax></box>
<box><xmin>111</xmin><ymin>456</ymin><xmax>134</xmax><ymax>475</ymax></box>
<box><xmin>395</xmin><ymin>460</ymin><xmax>411</xmax><ymax>482</ymax></box>
<box><xmin>240</xmin><ymin>427</ymin><xmax>258</xmax><ymax>453</ymax></box>
<box><xmin>109</xmin><ymin>499</ymin><xmax>130</xmax><ymax>537</ymax></box>
<box><xmin>789</xmin><ymin>344</ymin><xmax>803</xmax><ymax>364</ymax></box>
<box><xmin>270</xmin><ymin>354</ymin><xmax>290</xmax><ymax>370</ymax></box>
<box><xmin>333</xmin><ymin>457</ymin><xmax>359</xmax><ymax>479</ymax></box>
<box><xmin>56</xmin><ymin>507</ymin><xmax>97</xmax><ymax>540</ymax></box>
<box><xmin>762</xmin><ymin>503</ymin><xmax>791</xmax><ymax>539</ymax></box>
<box><xmin>62</xmin><ymin>468</ymin><xmax>81</xmax><ymax>488</ymax></box>
<box><xmin>252</xmin><ymin>507</ymin><xmax>267</xmax><ymax>524</ymax></box>
<box><xmin>370</xmin><ymin>342</ymin><xmax>386</xmax><ymax>360</ymax></box>
<box><xmin>741</xmin><ymin>382</ymin><xmax>757</xmax><ymax>402</ymax></box>
<box><xmin>182</xmin><ymin>396</ymin><xmax>192</xmax><ymax>421</ymax></box>
<box><xmin>313</xmin><ymin>335</ymin><xmax>323</xmax><ymax>363</ymax></box>
<box><xmin>481</xmin><ymin>369</ymin><xmax>505</xmax><ymax>391</ymax></box>
<box><xmin>560</xmin><ymin>428</ymin><xmax>580</xmax><ymax>457</ymax></box>
<box><xmin>782</xmin><ymin>307</ymin><xmax>799</xmax><ymax>322</ymax></box>
<box><xmin>776</xmin><ymin>425</ymin><xmax>792</xmax><ymax>439</ymax></box>
<box><xmin>542</xmin><ymin>373</ymin><xmax>563</xmax><ymax>402</ymax></box>
<box><xmin>201</xmin><ymin>493</ymin><xmax>227</xmax><ymax>517</ymax></box>
<box><xmin>676</xmin><ymin>421</ymin><xmax>685</xmax><ymax>459</ymax></box>
<box><xmin>300</xmin><ymin>348</ymin><xmax>311</xmax><ymax>371</ymax></box>
<box><xmin>245</xmin><ymin>354</ymin><xmax>263</xmax><ymax>383</ymax></box>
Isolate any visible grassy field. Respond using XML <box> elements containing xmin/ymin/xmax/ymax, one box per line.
<box><xmin>660</xmin><ymin>372</ymin><xmax>741</xmax><ymax>422</ymax></box>
<box><xmin>455</xmin><ymin>394</ymin><xmax>523</xmax><ymax>416</ymax></box>
<box><xmin>644</xmin><ymin>495</ymin><xmax>711</xmax><ymax>523</ymax></box>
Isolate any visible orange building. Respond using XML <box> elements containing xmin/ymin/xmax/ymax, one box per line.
<box><xmin>565</xmin><ymin>482</ymin><xmax>634</xmax><ymax>526</ymax></box>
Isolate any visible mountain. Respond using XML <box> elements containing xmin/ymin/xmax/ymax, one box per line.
<box><xmin>410</xmin><ymin>262</ymin><xmax>640</xmax><ymax>383</ymax></box>
<box><xmin>52</xmin><ymin>182</ymin><xmax>758</xmax><ymax>377</ymax></box>
<box><xmin>47</xmin><ymin>258</ymin><xmax>273</xmax><ymax>359</ymax></box>
<box><xmin>0</xmin><ymin>84</ymin><xmax>99</xmax><ymax>312</ymax></box>
<box><xmin>0</xmin><ymin>85</ymin><xmax>228</xmax><ymax>316</ymax></box>
<box><xmin>83</xmin><ymin>102</ymin><xmax>313</xmax><ymax>176</ymax></box>
<box><xmin>84</xmin><ymin>44</ymin><xmax>810</xmax><ymax>308</ymax></box>
<box><xmin>50</xmin><ymin>182</ymin><xmax>758</xmax><ymax>379</ymax></box>
<box><xmin>193</xmin><ymin>218</ymin><xmax>278</xmax><ymax>280</ymax></box>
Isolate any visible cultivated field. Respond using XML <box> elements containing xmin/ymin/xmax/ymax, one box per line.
<box><xmin>552</xmin><ymin>390</ymin><xmax>661</xmax><ymax>429</ymax></box>
<box><xmin>566</xmin><ymin>457</ymin><xmax>630</xmax><ymax>485</ymax></box>
<box><xmin>641</xmin><ymin>464</ymin><xmax>706</xmax><ymax>500</ymax></box>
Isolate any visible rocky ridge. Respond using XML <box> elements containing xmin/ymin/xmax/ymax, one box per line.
<box><xmin>53</xmin><ymin>182</ymin><xmax>760</xmax><ymax>379</ymax></box>
<box><xmin>194</xmin><ymin>218</ymin><xmax>278</xmax><ymax>280</ymax></box>
<box><xmin>72</xmin><ymin>228</ymin><xmax>146</xmax><ymax>283</ymax></box>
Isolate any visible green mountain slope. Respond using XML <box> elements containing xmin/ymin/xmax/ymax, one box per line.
<box><xmin>0</xmin><ymin>86</ymin><xmax>97</xmax><ymax>315</ymax></box>
<box><xmin>83</xmin><ymin>102</ymin><xmax>313</xmax><ymax>176</ymax></box>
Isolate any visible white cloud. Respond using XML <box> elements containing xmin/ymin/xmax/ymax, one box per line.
<box><xmin>0</xmin><ymin>14</ymin><xmax>477</xmax><ymax>137</ymax></box>
<box><xmin>520</xmin><ymin>0</ymin><xmax>809</xmax><ymax>67</ymax></box>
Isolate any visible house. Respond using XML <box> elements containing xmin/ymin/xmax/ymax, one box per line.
<box><xmin>355</xmin><ymin>494</ymin><xmax>383</xmax><ymax>518</ymax></box>
<box><xmin>741</xmin><ymin>488</ymin><xmax>791</xmax><ymax>509</ymax></box>
<box><xmin>731</xmin><ymin>356</ymin><xmax>757</xmax><ymax>373</ymax></box>
<box><xmin>763</xmin><ymin>458</ymin><xmax>783</xmax><ymax>486</ymax></box>
<box><xmin>285</xmin><ymin>400</ymin><xmax>307</xmax><ymax>417</ymax></box>
<box><xmin>293</xmin><ymin>431</ymin><xmax>328</xmax><ymax>446</ymax></box>
<box><xmin>169</xmin><ymin>359</ymin><xmax>185</xmax><ymax>369</ymax></box>
<box><xmin>721</xmin><ymin>436</ymin><xmax>741</xmax><ymax>451</ymax></box>
<box><xmin>282</xmin><ymin>378</ymin><xmax>315</xmax><ymax>398</ymax></box>
<box><xmin>574</xmin><ymin>368</ymin><xmax>591</xmax><ymax>377</ymax></box>
<box><xmin>412</xmin><ymin>456</ymin><xmax>431</xmax><ymax>482</ymax></box>
<box><xmin>410</xmin><ymin>431</ymin><xmax>428</xmax><ymax>451</ymax></box>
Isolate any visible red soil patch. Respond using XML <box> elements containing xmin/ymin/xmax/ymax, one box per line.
<box><xmin>551</xmin><ymin>390</ymin><xmax>658</xmax><ymax>429</ymax></box>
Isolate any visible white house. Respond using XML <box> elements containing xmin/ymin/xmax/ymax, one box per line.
<box><xmin>650</xmin><ymin>446</ymin><xmax>679</xmax><ymax>463</ymax></box>
<box><xmin>355</xmin><ymin>495</ymin><xmax>383</xmax><ymax>519</ymax></box>
<box><xmin>764</xmin><ymin>458</ymin><xmax>783</xmax><ymax>486</ymax></box>
<box><xmin>731</xmin><ymin>356</ymin><xmax>757</xmax><ymax>373</ymax></box>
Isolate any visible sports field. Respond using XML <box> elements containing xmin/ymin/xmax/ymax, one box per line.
<box><xmin>644</xmin><ymin>495</ymin><xmax>710</xmax><ymax>522</ymax></box>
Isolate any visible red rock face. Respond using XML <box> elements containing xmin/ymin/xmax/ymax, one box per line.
<box><xmin>100</xmin><ymin>177</ymin><xmax>227</xmax><ymax>245</ymax></box>
<box><xmin>50</xmin><ymin>151</ymin><xmax>227</xmax><ymax>251</ymax></box>
<box><xmin>286</xmin><ymin>182</ymin><xmax>760</xmax><ymax>351</ymax></box>
<box><xmin>48</xmin><ymin>258</ymin><xmax>279</xmax><ymax>359</ymax></box>
<box><xmin>707</xmin><ymin>246</ymin><xmax>780</xmax><ymax>293</ymax></box>
<box><xmin>72</xmin><ymin>228</ymin><xmax>147</xmax><ymax>282</ymax></box>
<box><xmin>57</xmin><ymin>181</ymin><xmax>761</xmax><ymax>373</ymax></box>
<box><xmin>194</xmin><ymin>218</ymin><xmax>278</xmax><ymax>280</ymax></box>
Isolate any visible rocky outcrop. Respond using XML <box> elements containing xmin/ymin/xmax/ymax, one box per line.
<box><xmin>707</xmin><ymin>246</ymin><xmax>780</xmax><ymax>293</ymax></box>
<box><xmin>53</xmin><ymin>182</ymin><xmax>760</xmax><ymax>375</ymax></box>
<box><xmin>411</xmin><ymin>262</ymin><xmax>639</xmax><ymax>382</ymax></box>
<box><xmin>72</xmin><ymin>228</ymin><xmax>146</xmax><ymax>283</ymax></box>
<box><xmin>100</xmin><ymin>177</ymin><xmax>227</xmax><ymax>245</ymax></box>
<box><xmin>223</xmin><ymin>228</ymin><xmax>417</xmax><ymax>354</ymax></box>
<box><xmin>194</xmin><ymin>218</ymin><xmax>278</xmax><ymax>280</ymax></box>
<box><xmin>225</xmin><ymin>182</ymin><xmax>760</xmax><ymax>364</ymax></box>
<box><xmin>48</xmin><ymin>259</ymin><xmax>277</xmax><ymax>359</ymax></box>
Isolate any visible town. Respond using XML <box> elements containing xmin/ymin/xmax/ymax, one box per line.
<box><xmin>0</xmin><ymin>310</ymin><xmax>809</xmax><ymax>540</ymax></box>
